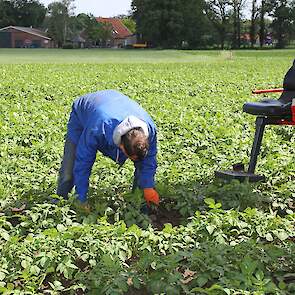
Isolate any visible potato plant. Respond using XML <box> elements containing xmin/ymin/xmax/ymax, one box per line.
<box><xmin>0</xmin><ymin>49</ymin><xmax>294</xmax><ymax>294</ymax></box>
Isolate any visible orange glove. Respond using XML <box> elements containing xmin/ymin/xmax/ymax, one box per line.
<box><xmin>143</xmin><ymin>188</ymin><xmax>160</xmax><ymax>206</ymax></box>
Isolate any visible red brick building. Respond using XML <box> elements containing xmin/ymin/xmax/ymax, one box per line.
<box><xmin>0</xmin><ymin>26</ymin><xmax>53</xmax><ymax>48</ymax></box>
<box><xmin>96</xmin><ymin>18</ymin><xmax>136</xmax><ymax>48</ymax></box>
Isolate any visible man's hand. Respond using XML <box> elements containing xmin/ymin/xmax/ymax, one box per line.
<box><xmin>143</xmin><ymin>188</ymin><xmax>160</xmax><ymax>206</ymax></box>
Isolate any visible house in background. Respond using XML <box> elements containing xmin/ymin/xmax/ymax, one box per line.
<box><xmin>96</xmin><ymin>17</ymin><xmax>136</xmax><ymax>48</ymax></box>
<box><xmin>71</xmin><ymin>35</ymin><xmax>86</xmax><ymax>49</ymax></box>
<box><xmin>0</xmin><ymin>26</ymin><xmax>53</xmax><ymax>48</ymax></box>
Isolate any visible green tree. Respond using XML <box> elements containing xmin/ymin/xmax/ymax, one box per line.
<box><xmin>96</xmin><ymin>22</ymin><xmax>113</xmax><ymax>47</ymax></box>
<box><xmin>132</xmin><ymin>0</ymin><xmax>210</xmax><ymax>48</ymax></box>
<box><xmin>114</xmin><ymin>14</ymin><xmax>136</xmax><ymax>34</ymax></box>
<box><xmin>132</xmin><ymin>0</ymin><xmax>160</xmax><ymax>46</ymax></box>
<box><xmin>46</xmin><ymin>0</ymin><xmax>75</xmax><ymax>47</ymax></box>
<box><xmin>258</xmin><ymin>0</ymin><xmax>272</xmax><ymax>48</ymax></box>
<box><xmin>229</xmin><ymin>0</ymin><xmax>246</xmax><ymax>48</ymax></box>
<box><xmin>76</xmin><ymin>13</ymin><xmax>112</xmax><ymax>46</ymax></box>
<box><xmin>121</xmin><ymin>17</ymin><xmax>136</xmax><ymax>34</ymax></box>
<box><xmin>249</xmin><ymin>0</ymin><xmax>259</xmax><ymax>47</ymax></box>
<box><xmin>258</xmin><ymin>0</ymin><xmax>276</xmax><ymax>48</ymax></box>
<box><xmin>259</xmin><ymin>0</ymin><xmax>265</xmax><ymax>47</ymax></box>
<box><xmin>47</xmin><ymin>2</ymin><xmax>66</xmax><ymax>47</ymax></box>
<box><xmin>182</xmin><ymin>0</ymin><xmax>213</xmax><ymax>48</ymax></box>
<box><xmin>132</xmin><ymin>0</ymin><xmax>181</xmax><ymax>47</ymax></box>
<box><xmin>0</xmin><ymin>0</ymin><xmax>15</xmax><ymax>27</ymax></box>
<box><xmin>13</xmin><ymin>0</ymin><xmax>46</xmax><ymax>27</ymax></box>
<box><xmin>0</xmin><ymin>0</ymin><xmax>46</xmax><ymax>28</ymax></box>
<box><xmin>205</xmin><ymin>0</ymin><xmax>231</xmax><ymax>49</ymax></box>
<box><xmin>268</xmin><ymin>0</ymin><xmax>294</xmax><ymax>48</ymax></box>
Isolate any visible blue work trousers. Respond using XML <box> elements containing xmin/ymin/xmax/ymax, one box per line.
<box><xmin>56</xmin><ymin>138</ymin><xmax>76</xmax><ymax>198</ymax></box>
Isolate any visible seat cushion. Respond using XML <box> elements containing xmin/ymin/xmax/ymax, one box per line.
<box><xmin>243</xmin><ymin>99</ymin><xmax>292</xmax><ymax>116</ymax></box>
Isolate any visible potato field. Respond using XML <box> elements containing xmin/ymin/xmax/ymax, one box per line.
<box><xmin>0</xmin><ymin>49</ymin><xmax>294</xmax><ymax>294</ymax></box>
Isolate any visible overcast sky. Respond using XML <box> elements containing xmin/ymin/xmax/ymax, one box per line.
<box><xmin>39</xmin><ymin>0</ymin><xmax>132</xmax><ymax>17</ymax></box>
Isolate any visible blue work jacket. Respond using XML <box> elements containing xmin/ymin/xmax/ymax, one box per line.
<box><xmin>66</xmin><ymin>90</ymin><xmax>157</xmax><ymax>202</ymax></box>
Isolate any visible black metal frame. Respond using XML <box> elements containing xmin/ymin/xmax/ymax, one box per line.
<box><xmin>248</xmin><ymin>117</ymin><xmax>266</xmax><ymax>174</ymax></box>
<box><xmin>215</xmin><ymin>115</ymin><xmax>294</xmax><ymax>182</ymax></box>
<box><xmin>214</xmin><ymin>116</ymin><xmax>267</xmax><ymax>182</ymax></box>
<box><xmin>247</xmin><ymin>115</ymin><xmax>294</xmax><ymax>174</ymax></box>
<box><xmin>215</xmin><ymin>59</ymin><xmax>295</xmax><ymax>182</ymax></box>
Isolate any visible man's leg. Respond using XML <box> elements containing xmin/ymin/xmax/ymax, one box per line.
<box><xmin>57</xmin><ymin>137</ymin><xmax>76</xmax><ymax>199</ymax></box>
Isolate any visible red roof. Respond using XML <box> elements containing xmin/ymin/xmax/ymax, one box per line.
<box><xmin>96</xmin><ymin>17</ymin><xmax>132</xmax><ymax>39</ymax></box>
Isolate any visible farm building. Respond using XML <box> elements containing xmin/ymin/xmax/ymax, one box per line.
<box><xmin>96</xmin><ymin>17</ymin><xmax>136</xmax><ymax>48</ymax></box>
<box><xmin>0</xmin><ymin>26</ymin><xmax>53</xmax><ymax>48</ymax></box>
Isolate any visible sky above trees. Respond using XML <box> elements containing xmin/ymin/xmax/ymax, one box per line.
<box><xmin>39</xmin><ymin>0</ymin><xmax>132</xmax><ymax>17</ymax></box>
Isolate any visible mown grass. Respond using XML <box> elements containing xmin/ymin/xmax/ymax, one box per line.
<box><xmin>0</xmin><ymin>48</ymin><xmax>294</xmax><ymax>64</ymax></box>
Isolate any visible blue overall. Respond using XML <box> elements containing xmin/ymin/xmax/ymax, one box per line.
<box><xmin>57</xmin><ymin>90</ymin><xmax>157</xmax><ymax>203</ymax></box>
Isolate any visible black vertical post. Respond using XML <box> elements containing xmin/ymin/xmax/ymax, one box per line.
<box><xmin>248</xmin><ymin>117</ymin><xmax>266</xmax><ymax>174</ymax></box>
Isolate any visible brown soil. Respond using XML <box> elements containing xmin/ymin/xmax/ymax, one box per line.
<box><xmin>148</xmin><ymin>204</ymin><xmax>182</xmax><ymax>230</ymax></box>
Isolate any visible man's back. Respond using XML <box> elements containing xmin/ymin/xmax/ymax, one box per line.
<box><xmin>72</xmin><ymin>90</ymin><xmax>154</xmax><ymax>128</ymax></box>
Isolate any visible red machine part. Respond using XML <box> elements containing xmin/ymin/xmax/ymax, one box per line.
<box><xmin>292</xmin><ymin>99</ymin><xmax>295</xmax><ymax>122</ymax></box>
<box><xmin>252</xmin><ymin>88</ymin><xmax>284</xmax><ymax>94</ymax></box>
<box><xmin>274</xmin><ymin>119</ymin><xmax>295</xmax><ymax>126</ymax></box>
<box><xmin>252</xmin><ymin>88</ymin><xmax>295</xmax><ymax>125</ymax></box>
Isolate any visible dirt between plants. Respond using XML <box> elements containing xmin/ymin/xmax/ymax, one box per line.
<box><xmin>148</xmin><ymin>205</ymin><xmax>182</xmax><ymax>230</ymax></box>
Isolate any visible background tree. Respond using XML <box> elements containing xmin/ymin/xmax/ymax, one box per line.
<box><xmin>257</xmin><ymin>0</ymin><xmax>274</xmax><ymax>48</ymax></box>
<box><xmin>229</xmin><ymin>0</ymin><xmax>246</xmax><ymax>48</ymax></box>
<box><xmin>46</xmin><ymin>0</ymin><xmax>75</xmax><ymax>47</ymax></box>
<box><xmin>182</xmin><ymin>0</ymin><xmax>212</xmax><ymax>48</ymax></box>
<box><xmin>132</xmin><ymin>0</ymin><xmax>161</xmax><ymax>46</ymax></box>
<box><xmin>0</xmin><ymin>0</ymin><xmax>46</xmax><ymax>28</ymax></box>
<box><xmin>205</xmin><ymin>0</ymin><xmax>231</xmax><ymax>49</ymax></box>
<box><xmin>46</xmin><ymin>2</ymin><xmax>67</xmax><ymax>47</ymax></box>
<box><xmin>13</xmin><ymin>0</ymin><xmax>46</xmax><ymax>27</ymax></box>
<box><xmin>249</xmin><ymin>0</ymin><xmax>259</xmax><ymax>47</ymax></box>
<box><xmin>0</xmin><ymin>0</ymin><xmax>15</xmax><ymax>27</ymax></box>
<box><xmin>121</xmin><ymin>17</ymin><xmax>136</xmax><ymax>34</ymax></box>
<box><xmin>259</xmin><ymin>0</ymin><xmax>271</xmax><ymax>48</ymax></box>
<box><xmin>132</xmin><ymin>0</ymin><xmax>210</xmax><ymax>48</ymax></box>
<box><xmin>114</xmin><ymin>13</ymin><xmax>136</xmax><ymax>34</ymax></box>
<box><xmin>258</xmin><ymin>0</ymin><xmax>268</xmax><ymax>47</ymax></box>
<box><xmin>96</xmin><ymin>22</ymin><xmax>113</xmax><ymax>47</ymax></box>
<box><xmin>132</xmin><ymin>0</ymin><xmax>186</xmax><ymax>47</ymax></box>
<box><xmin>268</xmin><ymin>0</ymin><xmax>294</xmax><ymax>48</ymax></box>
<box><xmin>75</xmin><ymin>13</ymin><xmax>113</xmax><ymax>46</ymax></box>
<box><xmin>290</xmin><ymin>2</ymin><xmax>295</xmax><ymax>42</ymax></box>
